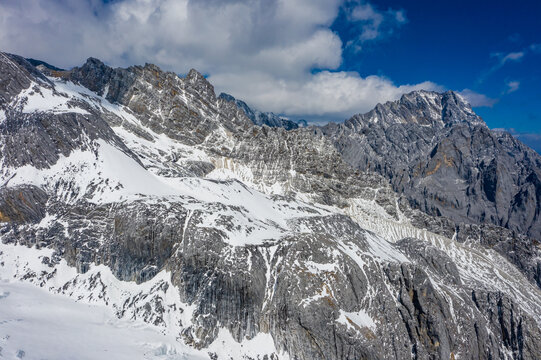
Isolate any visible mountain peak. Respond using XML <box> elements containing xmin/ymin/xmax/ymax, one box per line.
<box><xmin>401</xmin><ymin>88</ymin><xmax>440</xmax><ymax>99</ymax></box>
<box><xmin>0</xmin><ymin>52</ymin><xmax>51</xmax><ymax>102</ymax></box>
<box><xmin>184</xmin><ymin>68</ymin><xmax>216</xmax><ymax>102</ymax></box>
<box><xmin>440</xmin><ymin>90</ymin><xmax>484</xmax><ymax>126</ymax></box>
<box><xmin>186</xmin><ymin>68</ymin><xmax>205</xmax><ymax>81</ymax></box>
<box><xmin>218</xmin><ymin>92</ymin><xmax>236</xmax><ymax>103</ymax></box>
<box><xmin>25</xmin><ymin>58</ymin><xmax>65</xmax><ymax>72</ymax></box>
<box><xmin>82</xmin><ymin>57</ymin><xmax>107</xmax><ymax>70</ymax></box>
<box><xmin>350</xmin><ymin>88</ymin><xmax>485</xmax><ymax>128</ymax></box>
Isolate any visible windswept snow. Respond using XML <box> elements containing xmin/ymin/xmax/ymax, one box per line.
<box><xmin>12</xmin><ymin>81</ymin><xmax>90</xmax><ymax>115</ymax></box>
<box><xmin>0</xmin><ymin>243</ymin><xmax>201</xmax><ymax>360</ymax></box>
<box><xmin>3</xmin><ymin>139</ymin><xmax>171</xmax><ymax>204</ymax></box>
<box><xmin>0</xmin><ymin>281</ymin><xmax>204</xmax><ymax>360</ymax></box>
<box><xmin>304</xmin><ymin>260</ymin><xmax>339</xmax><ymax>274</ymax></box>
<box><xmin>364</xmin><ymin>231</ymin><xmax>409</xmax><ymax>263</ymax></box>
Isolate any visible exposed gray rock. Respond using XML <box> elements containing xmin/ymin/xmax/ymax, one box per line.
<box><xmin>1</xmin><ymin>53</ymin><xmax>541</xmax><ymax>360</ymax></box>
<box><xmin>323</xmin><ymin>90</ymin><xmax>541</xmax><ymax>239</ymax></box>
<box><xmin>322</xmin><ymin>90</ymin><xmax>541</xmax><ymax>291</ymax></box>
<box><xmin>0</xmin><ymin>185</ymin><xmax>47</xmax><ymax>224</ymax></box>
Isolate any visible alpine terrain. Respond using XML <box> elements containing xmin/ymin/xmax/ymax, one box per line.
<box><xmin>1</xmin><ymin>52</ymin><xmax>541</xmax><ymax>359</ymax></box>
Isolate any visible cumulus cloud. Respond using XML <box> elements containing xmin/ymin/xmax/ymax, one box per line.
<box><xmin>0</xmin><ymin>0</ymin><xmax>437</xmax><ymax>119</ymax></box>
<box><xmin>211</xmin><ymin>70</ymin><xmax>441</xmax><ymax>118</ymax></box>
<box><xmin>459</xmin><ymin>89</ymin><xmax>498</xmax><ymax>107</ymax></box>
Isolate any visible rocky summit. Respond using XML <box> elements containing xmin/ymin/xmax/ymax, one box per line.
<box><xmin>1</xmin><ymin>51</ymin><xmax>541</xmax><ymax>360</ymax></box>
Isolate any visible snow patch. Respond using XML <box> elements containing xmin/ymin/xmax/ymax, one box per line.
<box><xmin>0</xmin><ymin>241</ymin><xmax>296</xmax><ymax>359</ymax></box>
<box><xmin>304</xmin><ymin>260</ymin><xmax>338</xmax><ymax>274</ymax></box>
<box><xmin>336</xmin><ymin>309</ymin><xmax>376</xmax><ymax>331</ymax></box>
<box><xmin>14</xmin><ymin>82</ymin><xmax>89</xmax><ymax>115</ymax></box>
<box><xmin>207</xmin><ymin>329</ymin><xmax>289</xmax><ymax>360</ymax></box>
<box><xmin>2</xmin><ymin>138</ymin><xmax>327</xmax><ymax>248</ymax></box>
<box><xmin>364</xmin><ymin>231</ymin><xmax>409</xmax><ymax>263</ymax></box>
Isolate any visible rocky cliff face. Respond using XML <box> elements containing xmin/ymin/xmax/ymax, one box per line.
<box><xmin>322</xmin><ymin>90</ymin><xmax>541</xmax><ymax>288</ymax></box>
<box><xmin>1</xmin><ymin>52</ymin><xmax>541</xmax><ymax>360</ymax></box>
<box><xmin>323</xmin><ymin>90</ymin><xmax>541</xmax><ymax>239</ymax></box>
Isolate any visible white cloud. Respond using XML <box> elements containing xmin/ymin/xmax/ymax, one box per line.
<box><xmin>0</xmin><ymin>0</ymin><xmax>436</xmax><ymax>119</ymax></box>
<box><xmin>487</xmin><ymin>51</ymin><xmax>524</xmax><ymax>70</ymax></box>
<box><xmin>505</xmin><ymin>80</ymin><xmax>520</xmax><ymax>94</ymax></box>
<box><xmin>478</xmin><ymin>50</ymin><xmax>526</xmax><ymax>84</ymax></box>
<box><xmin>0</xmin><ymin>0</ymin><xmax>343</xmax><ymax>74</ymax></box>
<box><xmin>346</xmin><ymin>1</ymin><xmax>407</xmax><ymax>44</ymax></box>
<box><xmin>499</xmin><ymin>51</ymin><xmax>524</xmax><ymax>65</ymax></box>
<box><xmin>459</xmin><ymin>89</ymin><xmax>498</xmax><ymax>107</ymax></box>
<box><xmin>210</xmin><ymin>70</ymin><xmax>442</xmax><ymax>118</ymax></box>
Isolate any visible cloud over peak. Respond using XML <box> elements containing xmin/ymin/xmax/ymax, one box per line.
<box><xmin>459</xmin><ymin>89</ymin><xmax>498</xmax><ymax>108</ymax></box>
<box><xmin>0</xmin><ymin>0</ymin><xmax>437</xmax><ymax>119</ymax></box>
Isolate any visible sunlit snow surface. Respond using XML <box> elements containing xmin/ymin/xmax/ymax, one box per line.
<box><xmin>0</xmin><ymin>243</ymin><xmax>289</xmax><ymax>360</ymax></box>
<box><xmin>0</xmin><ymin>281</ymin><xmax>288</xmax><ymax>360</ymax></box>
<box><xmin>0</xmin><ymin>282</ymin><xmax>201</xmax><ymax>360</ymax></box>
<box><xmin>0</xmin><ymin>242</ymin><xmax>197</xmax><ymax>360</ymax></box>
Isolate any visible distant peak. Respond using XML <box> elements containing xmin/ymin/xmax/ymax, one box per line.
<box><xmin>83</xmin><ymin>57</ymin><xmax>106</xmax><ymax>67</ymax></box>
<box><xmin>348</xmin><ymin>87</ymin><xmax>485</xmax><ymax>128</ymax></box>
<box><xmin>143</xmin><ymin>63</ymin><xmax>161</xmax><ymax>72</ymax></box>
<box><xmin>442</xmin><ymin>90</ymin><xmax>470</xmax><ymax>106</ymax></box>
<box><xmin>399</xmin><ymin>89</ymin><xmax>442</xmax><ymax>102</ymax></box>
<box><xmin>406</xmin><ymin>89</ymin><xmax>439</xmax><ymax>95</ymax></box>
<box><xmin>75</xmin><ymin>57</ymin><xmax>111</xmax><ymax>77</ymax></box>
<box><xmin>218</xmin><ymin>92</ymin><xmax>236</xmax><ymax>102</ymax></box>
<box><xmin>398</xmin><ymin>89</ymin><xmax>474</xmax><ymax>110</ymax></box>
<box><xmin>186</xmin><ymin>68</ymin><xmax>205</xmax><ymax>82</ymax></box>
<box><xmin>25</xmin><ymin>58</ymin><xmax>65</xmax><ymax>72</ymax></box>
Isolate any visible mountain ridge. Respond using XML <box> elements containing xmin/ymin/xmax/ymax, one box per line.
<box><xmin>1</xmin><ymin>52</ymin><xmax>541</xmax><ymax>360</ymax></box>
<box><xmin>218</xmin><ymin>92</ymin><xmax>308</xmax><ymax>130</ymax></box>
<box><xmin>5</xmin><ymin>53</ymin><xmax>541</xmax><ymax>284</ymax></box>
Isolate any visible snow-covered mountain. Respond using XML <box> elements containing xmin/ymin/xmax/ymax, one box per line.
<box><xmin>1</xmin><ymin>52</ymin><xmax>541</xmax><ymax>360</ymax></box>
<box><xmin>218</xmin><ymin>92</ymin><xmax>307</xmax><ymax>130</ymax></box>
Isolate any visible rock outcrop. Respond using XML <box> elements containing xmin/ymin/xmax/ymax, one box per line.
<box><xmin>1</xmin><ymin>52</ymin><xmax>541</xmax><ymax>359</ymax></box>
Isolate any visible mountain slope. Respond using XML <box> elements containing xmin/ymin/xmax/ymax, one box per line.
<box><xmin>1</xmin><ymin>52</ymin><xmax>541</xmax><ymax>360</ymax></box>
<box><xmin>323</xmin><ymin>90</ymin><xmax>541</xmax><ymax>238</ymax></box>
<box><xmin>322</xmin><ymin>90</ymin><xmax>541</xmax><ymax>287</ymax></box>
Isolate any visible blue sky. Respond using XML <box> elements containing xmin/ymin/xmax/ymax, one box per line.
<box><xmin>0</xmin><ymin>0</ymin><xmax>539</xmax><ymax>148</ymax></box>
<box><xmin>334</xmin><ymin>0</ymin><xmax>541</xmax><ymax>135</ymax></box>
